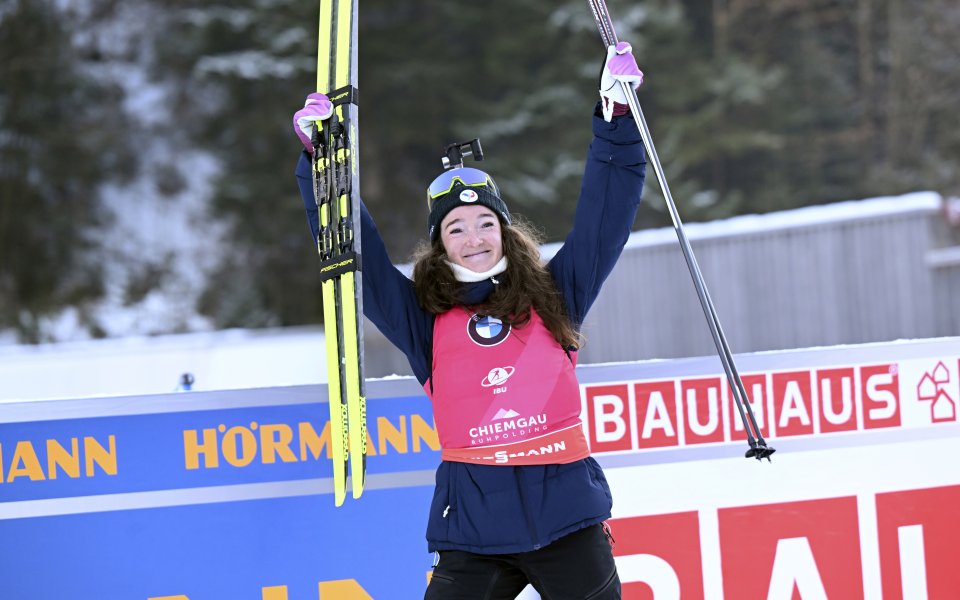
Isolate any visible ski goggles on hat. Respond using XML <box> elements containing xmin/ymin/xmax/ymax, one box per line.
<box><xmin>426</xmin><ymin>167</ymin><xmax>501</xmax><ymax>209</ymax></box>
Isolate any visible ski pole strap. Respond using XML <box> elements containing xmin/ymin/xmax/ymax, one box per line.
<box><xmin>318</xmin><ymin>251</ymin><xmax>360</xmax><ymax>281</ymax></box>
<box><xmin>327</xmin><ymin>84</ymin><xmax>359</xmax><ymax>107</ymax></box>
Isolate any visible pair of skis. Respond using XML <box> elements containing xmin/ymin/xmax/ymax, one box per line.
<box><xmin>586</xmin><ymin>0</ymin><xmax>775</xmax><ymax>461</ymax></box>
<box><xmin>312</xmin><ymin>0</ymin><xmax>366</xmax><ymax>506</ymax></box>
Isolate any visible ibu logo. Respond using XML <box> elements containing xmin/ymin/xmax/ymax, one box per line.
<box><xmin>481</xmin><ymin>366</ymin><xmax>515</xmax><ymax>387</ymax></box>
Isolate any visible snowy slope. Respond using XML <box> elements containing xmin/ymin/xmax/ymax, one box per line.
<box><xmin>0</xmin><ymin>326</ymin><xmax>326</xmax><ymax>402</ymax></box>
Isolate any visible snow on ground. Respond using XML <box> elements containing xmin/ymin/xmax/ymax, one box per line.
<box><xmin>0</xmin><ymin>327</ymin><xmax>326</xmax><ymax>402</ymax></box>
<box><xmin>91</xmin><ymin>146</ymin><xmax>224</xmax><ymax>339</ymax></box>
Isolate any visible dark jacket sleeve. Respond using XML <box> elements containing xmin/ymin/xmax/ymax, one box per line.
<box><xmin>548</xmin><ymin>107</ymin><xmax>647</xmax><ymax>328</ymax></box>
<box><xmin>295</xmin><ymin>152</ymin><xmax>434</xmax><ymax>385</ymax></box>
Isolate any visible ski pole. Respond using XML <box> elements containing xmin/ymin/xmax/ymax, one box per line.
<box><xmin>586</xmin><ymin>0</ymin><xmax>775</xmax><ymax>461</ymax></box>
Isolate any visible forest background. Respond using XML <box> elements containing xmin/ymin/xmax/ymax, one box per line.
<box><xmin>2</xmin><ymin>0</ymin><xmax>958</xmax><ymax>344</ymax></box>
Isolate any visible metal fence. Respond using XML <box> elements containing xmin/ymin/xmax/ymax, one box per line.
<box><xmin>363</xmin><ymin>192</ymin><xmax>960</xmax><ymax>377</ymax></box>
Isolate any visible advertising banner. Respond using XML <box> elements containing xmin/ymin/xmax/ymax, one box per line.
<box><xmin>0</xmin><ymin>337</ymin><xmax>957</xmax><ymax>599</ymax></box>
<box><xmin>580</xmin><ymin>339</ymin><xmax>960</xmax><ymax>599</ymax></box>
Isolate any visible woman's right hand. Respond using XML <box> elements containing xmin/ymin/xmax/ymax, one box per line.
<box><xmin>293</xmin><ymin>92</ymin><xmax>334</xmax><ymax>153</ymax></box>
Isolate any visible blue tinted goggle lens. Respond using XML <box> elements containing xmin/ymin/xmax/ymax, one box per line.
<box><xmin>427</xmin><ymin>168</ymin><xmax>499</xmax><ymax>208</ymax></box>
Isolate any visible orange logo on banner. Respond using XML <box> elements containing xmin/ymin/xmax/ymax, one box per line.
<box><xmin>149</xmin><ymin>580</ymin><xmax>374</xmax><ymax>600</ymax></box>
<box><xmin>0</xmin><ymin>435</ymin><xmax>117</xmax><ymax>483</ymax></box>
<box><xmin>182</xmin><ymin>416</ymin><xmax>439</xmax><ymax>470</ymax></box>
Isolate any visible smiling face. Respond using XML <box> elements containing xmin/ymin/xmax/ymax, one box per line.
<box><xmin>439</xmin><ymin>205</ymin><xmax>504</xmax><ymax>273</ymax></box>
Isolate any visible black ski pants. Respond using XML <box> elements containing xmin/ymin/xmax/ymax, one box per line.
<box><xmin>424</xmin><ymin>523</ymin><xmax>620</xmax><ymax>600</ymax></box>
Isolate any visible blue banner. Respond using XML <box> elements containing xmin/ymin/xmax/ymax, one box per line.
<box><xmin>0</xmin><ymin>389</ymin><xmax>441</xmax><ymax>599</ymax></box>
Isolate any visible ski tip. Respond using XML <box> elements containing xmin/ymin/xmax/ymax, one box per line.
<box><xmin>349</xmin><ymin>473</ymin><xmax>365</xmax><ymax>500</ymax></box>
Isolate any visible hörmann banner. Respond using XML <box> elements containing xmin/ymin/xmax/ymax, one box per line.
<box><xmin>0</xmin><ymin>338</ymin><xmax>957</xmax><ymax>599</ymax></box>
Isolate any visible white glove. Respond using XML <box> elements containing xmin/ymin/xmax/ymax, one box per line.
<box><xmin>599</xmin><ymin>41</ymin><xmax>644</xmax><ymax>122</ymax></box>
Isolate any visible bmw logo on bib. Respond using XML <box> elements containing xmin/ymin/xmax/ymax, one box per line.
<box><xmin>467</xmin><ymin>314</ymin><xmax>511</xmax><ymax>347</ymax></box>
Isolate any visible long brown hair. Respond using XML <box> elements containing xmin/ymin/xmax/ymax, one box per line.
<box><xmin>412</xmin><ymin>217</ymin><xmax>582</xmax><ymax>350</ymax></box>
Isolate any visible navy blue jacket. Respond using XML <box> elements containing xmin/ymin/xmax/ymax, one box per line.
<box><xmin>295</xmin><ymin>107</ymin><xmax>646</xmax><ymax>554</ymax></box>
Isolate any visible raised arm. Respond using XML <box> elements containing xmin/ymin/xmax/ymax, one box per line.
<box><xmin>292</xmin><ymin>98</ymin><xmax>434</xmax><ymax>384</ymax></box>
<box><xmin>548</xmin><ymin>43</ymin><xmax>647</xmax><ymax>327</ymax></box>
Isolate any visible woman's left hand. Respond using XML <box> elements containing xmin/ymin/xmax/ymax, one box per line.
<box><xmin>599</xmin><ymin>41</ymin><xmax>644</xmax><ymax>121</ymax></box>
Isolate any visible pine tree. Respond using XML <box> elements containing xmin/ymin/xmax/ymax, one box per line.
<box><xmin>0</xmin><ymin>0</ymin><xmax>131</xmax><ymax>341</ymax></box>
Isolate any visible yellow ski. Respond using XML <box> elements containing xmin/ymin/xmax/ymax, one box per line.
<box><xmin>313</xmin><ymin>0</ymin><xmax>366</xmax><ymax>506</ymax></box>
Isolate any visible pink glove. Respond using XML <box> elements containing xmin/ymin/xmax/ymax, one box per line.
<box><xmin>293</xmin><ymin>92</ymin><xmax>334</xmax><ymax>152</ymax></box>
<box><xmin>599</xmin><ymin>41</ymin><xmax>644</xmax><ymax>122</ymax></box>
